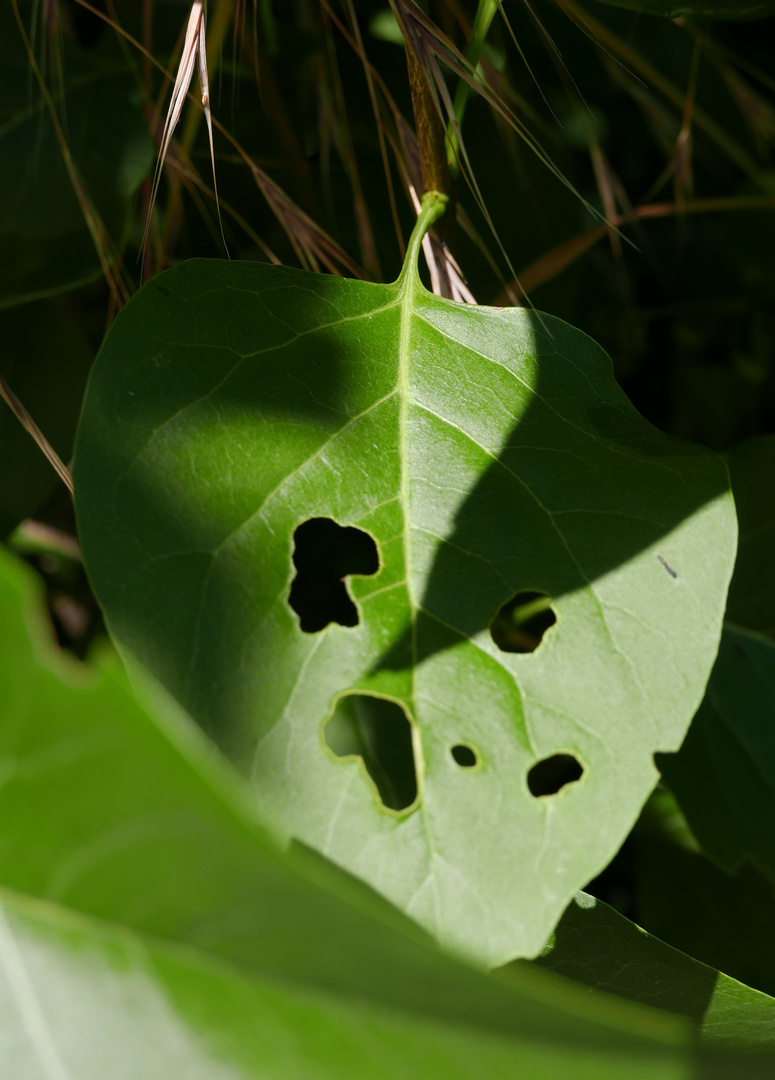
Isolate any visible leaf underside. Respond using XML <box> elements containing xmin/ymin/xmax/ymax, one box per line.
<box><xmin>73</xmin><ymin>221</ymin><xmax>735</xmax><ymax>963</ymax></box>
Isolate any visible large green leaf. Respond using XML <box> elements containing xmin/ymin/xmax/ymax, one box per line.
<box><xmin>0</xmin><ymin>6</ymin><xmax>152</xmax><ymax>307</ymax></box>
<box><xmin>590</xmin><ymin>0</ymin><xmax>775</xmax><ymax>18</ymax></box>
<box><xmin>0</xmin><ymin>544</ymin><xmax>707</xmax><ymax>1077</ymax></box>
<box><xmin>0</xmin><ymin>301</ymin><xmax>92</xmax><ymax>535</ymax></box>
<box><xmin>2</xmin><ymin>887</ymin><xmax>693</xmax><ymax>1080</ymax></box>
<box><xmin>526</xmin><ymin>892</ymin><xmax>775</xmax><ymax>1050</ymax></box>
<box><xmin>73</xmin><ymin>196</ymin><xmax>735</xmax><ymax>964</ymax></box>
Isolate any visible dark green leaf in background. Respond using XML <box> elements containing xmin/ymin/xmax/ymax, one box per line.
<box><xmin>526</xmin><ymin>891</ymin><xmax>775</xmax><ymax>1050</ymax></box>
<box><xmin>657</xmin><ymin>436</ymin><xmax>775</xmax><ymax>892</ymax></box>
<box><xmin>659</xmin><ymin>627</ymin><xmax>775</xmax><ymax>889</ymax></box>
<box><xmin>590</xmin><ymin>0</ymin><xmax>775</xmax><ymax>19</ymax></box>
<box><xmin>724</xmin><ymin>436</ymin><xmax>775</xmax><ymax>638</ymax></box>
<box><xmin>73</xmin><ymin>202</ymin><xmax>736</xmax><ymax>964</ymax></box>
<box><xmin>634</xmin><ymin>833</ymin><xmax>775</xmax><ymax>999</ymax></box>
<box><xmin>0</xmin><ymin>6</ymin><xmax>153</xmax><ymax>308</ymax></box>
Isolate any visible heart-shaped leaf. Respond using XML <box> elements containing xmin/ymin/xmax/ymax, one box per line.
<box><xmin>73</xmin><ymin>196</ymin><xmax>735</xmax><ymax>964</ymax></box>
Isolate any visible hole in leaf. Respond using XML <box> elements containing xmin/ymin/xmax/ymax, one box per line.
<box><xmin>451</xmin><ymin>744</ymin><xmax>479</xmax><ymax>768</ymax></box>
<box><xmin>527</xmin><ymin>754</ymin><xmax>584</xmax><ymax>797</ymax></box>
<box><xmin>490</xmin><ymin>590</ymin><xmax>556</xmax><ymax>653</ymax></box>
<box><xmin>288</xmin><ymin>518</ymin><xmax>379</xmax><ymax>633</ymax></box>
<box><xmin>324</xmin><ymin>695</ymin><xmax>418</xmax><ymax>812</ymax></box>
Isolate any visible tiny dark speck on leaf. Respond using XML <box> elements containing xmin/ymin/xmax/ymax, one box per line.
<box><xmin>657</xmin><ymin>555</ymin><xmax>677</xmax><ymax>579</ymax></box>
<box><xmin>156</xmin><ymin>285</ymin><xmax>171</xmax><ymax>298</ymax></box>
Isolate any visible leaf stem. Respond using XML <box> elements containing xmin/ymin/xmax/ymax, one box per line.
<box><xmin>400</xmin><ymin>191</ymin><xmax>449</xmax><ymax>286</ymax></box>
<box><xmin>447</xmin><ymin>0</ymin><xmax>498</xmax><ymax>179</ymax></box>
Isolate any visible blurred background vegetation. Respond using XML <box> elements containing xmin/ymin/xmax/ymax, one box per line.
<box><xmin>2</xmin><ymin>0</ymin><xmax>775</xmax><ymax>996</ymax></box>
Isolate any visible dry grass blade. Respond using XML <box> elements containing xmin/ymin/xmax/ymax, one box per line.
<box><xmin>0</xmin><ymin>375</ymin><xmax>73</xmax><ymax>495</ymax></box>
<box><xmin>73</xmin><ymin>0</ymin><xmax>355</xmax><ymax>277</ymax></box>
<box><xmin>142</xmin><ymin>1</ymin><xmax>226</xmax><ymax>260</ymax></box>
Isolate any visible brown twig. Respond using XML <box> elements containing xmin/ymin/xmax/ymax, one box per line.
<box><xmin>400</xmin><ymin>2</ymin><xmax>452</xmax><ymax>200</ymax></box>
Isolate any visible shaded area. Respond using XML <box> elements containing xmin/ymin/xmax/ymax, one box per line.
<box><xmin>288</xmin><ymin>518</ymin><xmax>379</xmax><ymax>632</ymax></box>
<box><xmin>724</xmin><ymin>436</ymin><xmax>775</xmax><ymax>638</ymax></box>
<box><xmin>636</xmin><ymin>833</ymin><xmax>775</xmax><ymax>999</ymax></box>
<box><xmin>325</xmin><ymin>694</ymin><xmax>418</xmax><ymax>812</ymax></box>
<box><xmin>527</xmin><ymin>754</ymin><xmax>584</xmax><ymax>797</ymax></box>
<box><xmin>523</xmin><ymin>893</ymin><xmax>719</xmax><ymax>1028</ymax></box>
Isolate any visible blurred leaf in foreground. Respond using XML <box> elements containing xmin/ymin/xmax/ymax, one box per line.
<box><xmin>0</xmin><ymin>543</ymin><xmax>702</xmax><ymax>1078</ymax></box>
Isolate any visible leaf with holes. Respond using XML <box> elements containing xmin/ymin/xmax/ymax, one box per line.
<box><xmin>73</xmin><ymin>197</ymin><xmax>735</xmax><ymax>964</ymax></box>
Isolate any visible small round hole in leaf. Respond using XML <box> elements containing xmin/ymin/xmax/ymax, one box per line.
<box><xmin>490</xmin><ymin>590</ymin><xmax>556</xmax><ymax>653</ymax></box>
<box><xmin>527</xmin><ymin>754</ymin><xmax>584</xmax><ymax>797</ymax></box>
<box><xmin>451</xmin><ymin>744</ymin><xmax>479</xmax><ymax>768</ymax></box>
<box><xmin>324</xmin><ymin>694</ymin><xmax>417</xmax><ymax>812</ymax></box>
<box><xmin>288</xmin><ymin>518</ymin><xmax>379</xmax><ymax>633</ymax></box>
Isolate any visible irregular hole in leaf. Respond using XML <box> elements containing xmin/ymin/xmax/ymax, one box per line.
<box><xmin>324</xmin><ymin>694</ymin><xmax>418</xmax><ymax>812</ymax></box>
<box><xmin>288</xmin><ymin>518</ymin><xmax>379</xmax><ymax>633</ymax></box>
<box><xmin>527</xmin><ymin>754</ymin><xmax>584</xmax><ymax>797</ymax></box>
<box><xmin>490</xmin><ymin>591</ymin><xmax>557</xmax><ymax>653</ymax></box>
<box><xmin>451</xmin><ymin>743</ymin><xmax>479</xmax><ymax>768</ymax></box>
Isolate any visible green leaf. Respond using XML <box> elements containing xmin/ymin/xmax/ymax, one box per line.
<box><xmin>589</xmin><ymin>0</ymin><xmax>775</xmax><ymax>18</ymax></box>
<box><xmin>657</xmin><ymin>439</ymin><xmax>775</xmax><ymax>887</ymax></box>
<box><xmin>526</xmin><ymin>892</ymin><xmax>775</xmax><ymax>1051</ymax></box>
<box><xmin>0</xmin><ymin>301</ymin><xmax>92</xmax><ymax>535</ymax></box>
<box><xmin>659</xmin><ymin>627</ymin><xmax>775</xmax><ymax>887</ymax></box>
<box><xmin>0</xmin><ymin>8</ymin><xmax>153</xmax><ymax>307</ymax></box>
<box><xmin>73</xmin><ymin>197</ymin><xmax>735</xmax><ymax>964</ymax></box>
<box><xmin>0</xmin><ymin>886</ymin><xmax>692</xmax><ymax>1080</ymax></box>
<box><xmin>633</xmin><ymin>832</ymin><xmax>775</xmax><ymax>1000</ymax></box>
<box><xmin>0</xmin><ymin>544</ymin><xmax>706</xmax><ymax>1077</ymax></box>
<box><xmin>724</xmin><ymin>436</ymin><xmax>775</xmax><ymax>639</ymax></box>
